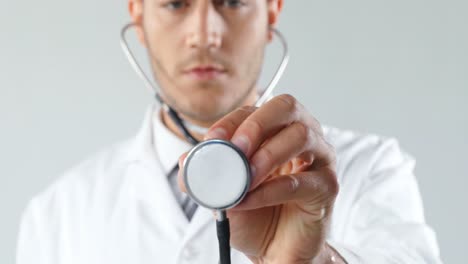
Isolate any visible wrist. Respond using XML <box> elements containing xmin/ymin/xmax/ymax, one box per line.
<box><xmin>310</xmin><ymin>243</ymin><xmax>346</xmax><ymax>264</ymax></box>
<box><xmin>261</xmin><ymin>243</ymin><xmax>345</xmax><ymax>264</ymax></box>
<box><xmin>249</xmin><ymin>243</ymin><xmax>346</xmax><ymax>264</ymax></box>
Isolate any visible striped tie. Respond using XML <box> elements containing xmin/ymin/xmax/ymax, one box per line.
<box><xmin>167</xmin><ymin>164</ymin><xmax>198</xmax><ymax>221</ymax></box>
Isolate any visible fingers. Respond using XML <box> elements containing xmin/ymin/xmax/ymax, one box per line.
<box><xmin>231</xmin><ymin>169</ymin><xmax>339</xmax><ymax>220</ymax></box>
<box><xmin>202</xmin><ymin>94</ymin><xmax>335</xmax><ymax>188</ymax></box>
<box><xmin>204</xmin><ymin>106</ymin><xmax>257</xmax><ymax>140</ymax></box>
<box><xmin>230</xmin><ymin>94</ymin><xmax>309</xmax><ymax>157</ymax></box>
<box><xmin>205</xmin><ymin>94</ymin><xmax>310</xmax><ymax>157</ymax></box>
<box><xmin>248</xmin><ymin>121</ymin><xmax>314</xmax><ymax>190</ymax></box>
<box><xmin>180</xmin><ymin>94</ymin><xmax>336</xmax><ymax>209</ymax></box>
<box><xmin>246</xmin><ymin>115</ymin><xmax>334</xmax><ymax>190</ymax></box>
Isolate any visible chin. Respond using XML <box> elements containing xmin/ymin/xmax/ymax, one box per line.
<box><xmin>185</xmin><ymin>99</ymin><xmax>230</xmax><ymax>122</ymax></box>
<box><xmin>167</xmin><ymin>80</ymin><xmax>253</xmax><ymax>121</ymax></box>
<box><xmin>181</xmin><ymin>94</ymin><xmax>248</xmax><ymax>123</ymax></box>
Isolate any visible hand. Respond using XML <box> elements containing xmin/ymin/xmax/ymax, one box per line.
<box><xmin>178</xmin><ymin>94</ymin><xmax>343</xmax><ymax>264</ymax></box>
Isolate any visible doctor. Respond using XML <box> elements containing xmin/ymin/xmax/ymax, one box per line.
<box><xmin>17</xmin><ymin>0</ymin><xmax>443</xmax><ymax>263</ymax></box>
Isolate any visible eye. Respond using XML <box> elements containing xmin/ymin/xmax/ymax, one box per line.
<box><xmin>163</xmin><ymin>0</ymin><xmax>189</xmax><ymax>10</ymax></box>
<box><xmin>216</xmin><ymin>0</ymin><xmax>246</xmax><ymax>8</ymax></box>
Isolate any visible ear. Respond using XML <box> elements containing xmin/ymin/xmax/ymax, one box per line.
<box><xmin>128</xmin><ymin>0</ymin><xmax>146</xmax><ymax>47</ymax></box>
<box><xmin>267</xmin><ymin>0</ymin><xmax>284</xmax><ymax>41</ymax></box>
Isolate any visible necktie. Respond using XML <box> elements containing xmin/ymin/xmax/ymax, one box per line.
<box><xmin>167</xmin><ymin>164</ymin><xmax>198</xmax><ymax>221</ymax></box>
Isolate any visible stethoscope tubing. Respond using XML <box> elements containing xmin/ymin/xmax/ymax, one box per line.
<box><xmin>120</xmin><ymin>22</ymin><xmax>289</xmax><ymax>264</ymax></box>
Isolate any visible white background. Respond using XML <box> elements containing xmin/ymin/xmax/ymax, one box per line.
<box><xmin>1</xmin><ymin>1</ymin><xmax>467</xmax><ymax>263</ymax></box>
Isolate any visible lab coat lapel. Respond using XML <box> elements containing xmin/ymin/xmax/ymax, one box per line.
<box><xmin>150</xmin><ymin>104</ymin><xmax>214</xmax><ymax>242</ymax></box>
<box><xmin>128</xmin><ymin>104</ymin><xmax>214</xmax><ymax>244</ymax></box>
<box><xmin>125</xmin><ymin>105</ymin><xmax>189</xmax><ymax>241</ymax></box>
<box><xmin>183</xmin><ymin>206</ymin><xmax>214</xmax><ymax>244</ymax></box>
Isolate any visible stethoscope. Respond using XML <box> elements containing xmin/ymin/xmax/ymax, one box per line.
<box><xmin>120</xmin><ymin>22</ymin><xmax>289</xmax><ymax>264</ymax></box>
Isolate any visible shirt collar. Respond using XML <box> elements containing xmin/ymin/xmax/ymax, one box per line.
<box><xmin>152</xmin><ymin>106</ymin><xmax>194</xmax><ymax>174</ymax></box>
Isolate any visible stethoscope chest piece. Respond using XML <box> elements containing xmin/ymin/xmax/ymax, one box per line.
<box><xmin>183</xmin><ymin>139</ymin><xmax>251</xmax><ymax>210</ymax></box>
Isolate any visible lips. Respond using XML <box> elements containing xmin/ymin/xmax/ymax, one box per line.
<box><xmin>184</xmin><ymin>65</ymin><xmax>227</xmax><ymax>81</ymax></box>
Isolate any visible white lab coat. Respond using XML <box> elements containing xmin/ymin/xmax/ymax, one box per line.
<box><xmin>16</xmin><ymin>104</ymin><xmax>442</xmax><ymax>263</ymax></box>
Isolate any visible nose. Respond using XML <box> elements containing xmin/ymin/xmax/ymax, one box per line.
<box><xmin>185</xmin><ymin>3</ymin><xmax>224</xmax><ymax>50</ymax></box>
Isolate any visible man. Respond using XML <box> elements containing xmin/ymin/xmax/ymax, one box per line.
<box><xmin>17</xmin><ymin>0</ymin><xmax>442</xmax><ymax>263</ymax></box>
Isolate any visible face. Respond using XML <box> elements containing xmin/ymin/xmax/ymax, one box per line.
<box><xmin>130</xmin><ymin>0</ymin><xmax>282</xmax><ymax>124</ymax></box>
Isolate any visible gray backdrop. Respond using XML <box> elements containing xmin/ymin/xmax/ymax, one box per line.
<box><xmin>1</xmin><ymin>0</ymin><xmax>467</xmax><ymax>263</ymax></box>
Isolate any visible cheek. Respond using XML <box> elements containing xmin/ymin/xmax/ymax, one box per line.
<box><xmin>143</xmin><ymin>17</ymin><xmax>183</xmax><ymax>74</ymax></box>
<box><xmin>230</xmin><ymin>29</ymin><xmax>267</xmax><ymax>78</ymax></box>
<box><xmin>227</xmin><ymin>11</ymin><xmax>269</xmax><ymax>64</ymax></box>
<box><xmin>147</xmin><ymin>33</ymin><xmax>184</xmax><ymax>81</ymax></box>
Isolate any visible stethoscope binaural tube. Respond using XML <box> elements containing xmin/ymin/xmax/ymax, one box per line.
<box><xmin>120</xmin><ymin>22</ymin><xmax>289</xmax><ymax>264</ymax></box>
<box><xmin>119</xmin><ymin>22</ymin><xmax>289</xmax><ymax>110</ymax></box>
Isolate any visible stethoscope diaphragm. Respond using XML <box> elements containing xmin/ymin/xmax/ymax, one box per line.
<box><xmin>182</xmin><ymin>139</ymin><xmax>251</xmax><ymax>211</ymax></box>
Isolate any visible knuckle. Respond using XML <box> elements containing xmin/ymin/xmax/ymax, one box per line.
<box><xmin>257</xmin><ymin>186</ymin><xmax>269</xmax><ymax>205</ymax></box>
<box><xmin>224</xmin><ymin>118</ymin><xmax>239</xmax><ymax>132</ymax></box>
<box><xmin>238</xmin><ymin>105</ymin><xmax>257</xmax><ymax>113</ymax></box>
<box><xmin>216</xmin><ymin>106</ymin><xmax>257</xmax><ymax>133</ymax></box>
<box><xmin>277</xmin><ymin>94</ymin><xmax>298</xmax><ymax>114</ymax></box>
<box><xmin>278</xmin><ymin>93</ymin><xmax>296</xmax><ymax>105</ymax></box>
<box><xmin>259</xmin><ymin>146</ymin><xmax>276</xmax><ymax>168</ymax></box>
<box><xmin>325</xmin><ymin>169</ymin><xmax>339</xmax><ymax>197</ymax></box>
<box><xmin>244</xmin><ymin>118</ymin><xmax>264</xmax><ymax>138</ymax></box>
<box><xmin>292</xmin><ymin>122</ymin><xmax>310</xmax><ymax>145</ymax></box>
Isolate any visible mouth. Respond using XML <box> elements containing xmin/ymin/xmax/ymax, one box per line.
<box><xmin>183</xmin><ymin>65</ymin><xmax>227</xmax><ymax>81</ymax></box>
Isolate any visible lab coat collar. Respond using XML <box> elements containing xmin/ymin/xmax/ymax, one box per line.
<box><xmin>152</xmin><ymin>106</ymin><xmax>193</xmax><ymax>174</ymax></box>
<box><xmin>124</xmin><ymin>103</ymin><xmax>189</xmax><ymax>166</ymax></box>
<box><xmin>124</xmin><ymin>103</ymin><xmax>213</xmax><ymax>244</ymax></box>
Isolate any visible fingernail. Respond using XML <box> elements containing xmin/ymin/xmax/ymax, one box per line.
<box><xmin>204</xmin><ymin>127</ymin><xmax>227</xmax><ymax>140</ymax></box>
<box><xmin>250</xmin><ymin>150</ymin><xmax>268</xmax><ymax>181</ymax></box>
<box><xmin>232</xmin><ymin>135</ymin><xmax>250</xmax><ymax>154</ymax></box>
<box><xmin>250</xmin><ymin>164</ymin><xmax>256</xmax><ymax>179</ymax></box>
<box><xmin>248</xmin><ymin>164</ymin><xmax>258</xmax><ymax>191</ymax></box>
